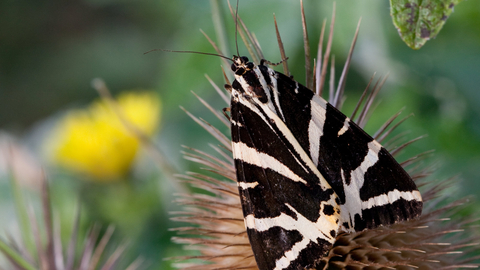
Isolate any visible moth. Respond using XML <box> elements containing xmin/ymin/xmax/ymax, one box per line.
<box><xmin>226</xmin><ymin>56</ymin><xmax>423</xmax><ymax>270</ymax></box>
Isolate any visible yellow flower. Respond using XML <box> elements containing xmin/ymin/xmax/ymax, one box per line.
<box><xmin>47</xmin><ymin>91</ymin><xmax>161</xmax><ymax>181</ymax></box>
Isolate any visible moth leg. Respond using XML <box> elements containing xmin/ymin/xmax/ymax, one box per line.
<box><xmin>224</xmin><ymin>84</ymin><xmax>233</xmax><ymax>93</ymax></box>
<box><xmin>222</xmin><ymin>107</ymin><xmax>231</xmax><ymax>121</ymax></box>
<box><xmin>260</xmin><ymin>57</ymin><xmax>289</xmax><ymax>66</ymax></box>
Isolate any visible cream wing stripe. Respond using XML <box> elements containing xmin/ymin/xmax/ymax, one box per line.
<box><xmin>308</xmin><ymin>96</ymin><xmax>328</xmax><ymax>166</ymax></box>
<box><xmin>232</xmin><ymin>142</ymin><xmax>308</xmax><ymax>185</ymax></box>
<box><xmin>337</xmin><ymin>118</ymin><xmax>350</xmax><ymax>136</ymax></box>
<box><xmin>251</xmin><ymin>97</ymin><xmax>333</xmax><ymax>191</ymax></box>
<box><xmin>340</xmin><ymin>141</ymin><xmax>381</xmax><ymax>226</ymax></box>
<box><xmin>361</xmin><ymin>190</ymin><xmax>422</xmax><ymax>210</ymax></box>
<box><xmin>244</xmin><ymin>203</ymin><xmax>339</xmax><ymax>270</ymax></box>
<box><xmin>234</xmin><ymin>93</ymin><xmax>310</xmax><ymax>177</ymax></box>
<box><xmin>238</xmin><ymin>181</ymin><xmax>259</xmax><ymax>190</ymax></box>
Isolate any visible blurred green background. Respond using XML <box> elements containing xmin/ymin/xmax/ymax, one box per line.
<box><xmin>1</xmin><ymin>0</ymin><xmax>480</xmax><ymax>269</ymax></box>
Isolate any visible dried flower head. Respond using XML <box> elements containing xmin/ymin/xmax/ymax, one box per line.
<box><xmin>172</xmin><ymin>2</ymin><xmax>480</xmax><ymax>270</ymax></box>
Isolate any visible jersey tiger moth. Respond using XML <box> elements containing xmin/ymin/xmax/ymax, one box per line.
<box><xmin>226</xmin><ymin>55</ymin><xmax>423</xmax><ymax>270</ymax></box>
<box><xmin>166</xmin><ymin>2</ymin><xmax>424</xmax><ymax>270</ymax></box>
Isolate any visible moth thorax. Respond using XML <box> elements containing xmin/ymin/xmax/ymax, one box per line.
<box><xmin>231</xmin><ymin>56</ymin><xmax>254</xmax><ymax>75</ymax></box>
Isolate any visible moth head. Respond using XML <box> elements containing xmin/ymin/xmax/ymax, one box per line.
<box><xmin>232</xmin><ymin>56</ymin><xmax>254</xmax><ymax>76</ymax></box>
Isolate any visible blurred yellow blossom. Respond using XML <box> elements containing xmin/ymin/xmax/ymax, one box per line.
<box><xmin>47</xmin><ymin>91</ymin><xmax>161</xmax><ymax>181</ymax></box>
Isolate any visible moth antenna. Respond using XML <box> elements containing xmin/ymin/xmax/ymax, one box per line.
<box><xmin>234</xmin><ymin>0</ymin><xmax>240</xmax><ymax>57</ymax></box>
<box><xmin>144</xmin><ymin>48</ymin><xmax>233</xmax><ymax>62</ymax></box>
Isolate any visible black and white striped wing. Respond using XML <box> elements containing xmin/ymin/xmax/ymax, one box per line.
<box><xmin>230</xmin><ymin>84</ymin><xmax>341</xmax><ymax>270</ymax></box>
<box><xmin>268</xmin><ymin>70</ymin><xmax>423</xmax><ymax>232</ymax></box>
<box><xmin>228</xmin><ymin>56</ymin><xmax>423</xmax><ymax>269</ymax></box>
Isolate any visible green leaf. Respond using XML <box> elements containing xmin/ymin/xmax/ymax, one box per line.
<box><xmin>390</xmin><ymin>0</ymin><xmax>463</xmax><ymax>49</ymax></box>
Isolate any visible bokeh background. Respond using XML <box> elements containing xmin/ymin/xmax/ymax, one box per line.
<box><xmin>1</xmin><ymin>0</ymin><xmax>479</xmax><ymax>269</ymax></box>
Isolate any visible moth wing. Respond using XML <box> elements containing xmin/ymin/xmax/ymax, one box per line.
<box><xmin>272</xmin><ymin>71</ymin><xmax>422</xmax><ymax>232</ymax></box>
<box><xmin>231</xmin><ymin>93</ymin><xmax>340</xmax><ymax>270</ymax></box>
<box><xmin>310</xmin><ymin>98</ymin><xmax>422</xmax><ymax>232</ymax></box>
